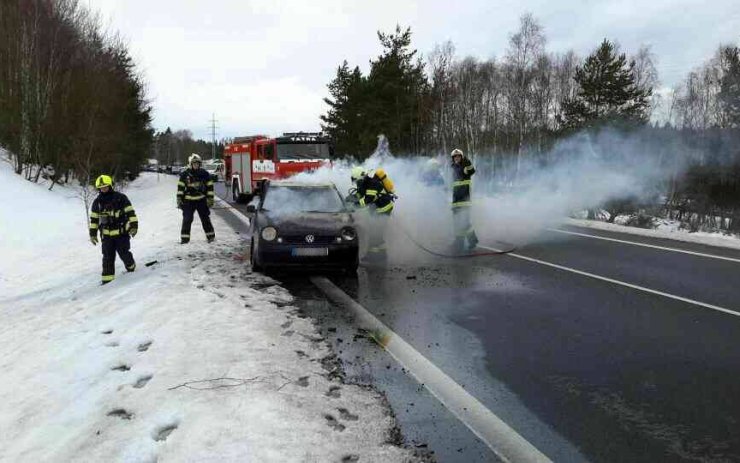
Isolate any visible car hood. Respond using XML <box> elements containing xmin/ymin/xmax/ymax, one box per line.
<box><xmin>260</xmin><ymin>211</ymin><xmax>354</xmax><ymax>233</ymax></box>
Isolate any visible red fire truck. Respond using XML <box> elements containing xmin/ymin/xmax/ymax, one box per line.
<box><xmin>223</xmin><ymin>132</ymin><xmax>333</xmax><ymax>202</ymax></box>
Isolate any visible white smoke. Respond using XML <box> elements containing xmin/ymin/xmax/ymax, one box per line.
<box><xmin>289</xmin><ymin>129</ymin><xmax>689</xmax><ymax>263</ymax></box>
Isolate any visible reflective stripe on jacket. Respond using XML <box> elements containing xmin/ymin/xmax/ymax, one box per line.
<box><xmin>178</xmin><ymin>168</ymin><xmax>214</xmax><ymax>202</ymax></box>
<box><xmin>89</xmin><ymin>191</ymin><xmax>138</xmax><ymax>238</ymax></box>
<box><xmin>451</xmin><ymin>158</ymin><xmax>475</xmax><ymax>208</ymax></box>
<box><xmin>355</xmin><ymin>175</ymin><xmax>394</xmax><ymax>215</ymax></box>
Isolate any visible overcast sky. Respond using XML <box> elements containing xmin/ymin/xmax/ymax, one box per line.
<box><xmin>90</xmin><ymin>0</ymin><xmax>740</xmax><ymax>141</ymax></box>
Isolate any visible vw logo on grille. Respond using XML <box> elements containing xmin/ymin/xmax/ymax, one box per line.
<box><xmin>305</xmin><ymin>234</ymin><xmax>315</xmax><ymax>243</ymax></box>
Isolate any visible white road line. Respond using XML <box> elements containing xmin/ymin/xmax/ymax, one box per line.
<box><xmin>547</xmin><ymin>228</ymin><xmax>740</xmax><ymax>264</ymax></box>
<box><xmin>311</xmin><ymin>276</ymin><xmax>552</xmax><ymax>463</ymax></box>
<box><xmin>479</xmin><ymin>246</ymin><xmax>740</xmax><ymax>318</ymax></box>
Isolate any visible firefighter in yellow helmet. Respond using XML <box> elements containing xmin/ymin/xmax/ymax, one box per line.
<box><xmin>88</xmin><ymin>175</ymin><xmax>138</xmax><ymax>284</ymax></box>
<box><xmin>177</xmin><ymin>154</ymin><xmax>215</xmax><ymax>244</ymax></box>
<box><xmin>450</xmin><ymin>148</ymin><xmax>478</xmax><ymax>252</ymax></box>
<box><xmin>350</xmin><ymin>166</ymin><xmax>395</xmax><ymax>259</ymax></box>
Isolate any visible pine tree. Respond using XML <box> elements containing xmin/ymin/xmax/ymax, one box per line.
<box><xmin>365</xmin><ymin>25</ymin><xmax>429</xmax><ymax>155</ymax></box>
<box><xmin>560</xmin><ymin>39</ymin><xmax>651</xmax><ymax>130</ymax></box>
<box><xmin>320</xmin><ymin>61</ymin><xmax>366</xmax><ymax>156</ymax></box>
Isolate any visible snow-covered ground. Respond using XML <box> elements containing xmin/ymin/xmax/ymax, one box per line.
<box><xmin>0</xmin><ymin>156</ymin><xmax>417</xmax><ymax>462</ymax></box>
<box><xmin>566</xmin><ymin>216</ymin><xmax>740</xmax><ymax>250</ymax></box>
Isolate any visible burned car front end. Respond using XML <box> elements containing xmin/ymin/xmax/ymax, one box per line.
<box><xmin>249</xmin><ymin>182</ymin><xmax>360</xmax><ymax>272</ymax></box>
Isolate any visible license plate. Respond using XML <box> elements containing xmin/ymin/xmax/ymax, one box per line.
<box><xmin>291</xmin><ymin>247</ymin><xmax>328</xmax><ymax>257</ymax></box>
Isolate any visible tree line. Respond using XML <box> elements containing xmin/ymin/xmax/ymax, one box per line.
<box><xmin>0</xmin><ymin>0</ymin><xmax>153</xmax><ymax>189</ymax></box>
<box><xmin>150</xmin><ymin>128</ymin><xmax>225</xmax><ymax>167</ymax></box>
<box><xmin>322</xmin><ymin>15</ymin><xmax>740</xmax><ymax>233</ymax></box>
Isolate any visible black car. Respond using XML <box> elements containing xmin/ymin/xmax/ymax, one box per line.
<box><xmin>248</xmin><ymin>181</ymin><xmax>359</xmax><ymax>273</ymax></box>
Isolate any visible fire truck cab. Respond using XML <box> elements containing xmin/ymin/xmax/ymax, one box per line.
<box><xmin>224</xmin><ymin>132</ymin><xmax>333</xmax><ymax>203</ymax></box>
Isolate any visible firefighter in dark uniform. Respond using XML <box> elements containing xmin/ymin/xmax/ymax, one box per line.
<box><xmin>89</xmin><ymin>175</ymin><xmax>137</xmax><ymax>285</ymax></box>
<box><xmin>177</xmin><ymin>154</ymin><xmax>215</xmax><ymax>244</ymax></box>
<box><xmin>451</xmin><ymin>148</ymin><xmax>478</xmax><ymax>252</ymax></box>
<box><xmin>350</xmin><ymin>166</ymin><xmax>394</xmax><ymax>257</ymax></box>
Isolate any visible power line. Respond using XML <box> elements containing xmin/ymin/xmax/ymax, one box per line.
<box><xmin>208</xmin><ymin>113</ymin><xmax>219</xmax><ymax>160</ymax></box>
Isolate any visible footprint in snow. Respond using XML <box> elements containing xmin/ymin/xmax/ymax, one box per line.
<box><xmin>152</xmin><ymin>423</ymin><xmax>178</xmax><ymax>442</ymax></box>
<box><xmin>137</xmin><ymin>340</ymin><xmax>153</xmax><ymax>352</ymax></box>
<box><xmin>324</xmin><ymin>414</ymin><xmax>345</xmax><ymax>432</ymax></box>
<box><xmin>341</xmin><ymin>455</ymin><xmax>360</xmax><ymax>463</ymax></box>
<box><xmin>101</xmin><ymin>329</ymin><xmax>114</xmax><ymax>335</ymax></box>
<box><xmin>111</xmin><ymin>364</ymin><xmax>131</xmax><ymax>372</ymax></box>
<box><xmin>337</xmin><ymin>408</ymin><xmax>359</xmax><ymax>421</ymax></box>
<box><xmin>281</xmin><ymin>330</ymin><xmax>294</xmax><ymax>337</ymax></box>
<box><xmin>133</xmin><ymin>375</ymin><xmax>153</xmax><ymax>389</ymax></box>
<box><xmin>105</xmin><ymin>341</ymin><xmax>119</xmax><ymax>347</ymax></box>
<box><xmin>280</xmin><ymin>320</ymin><xmax>293</xmax><ymax>329</ymax></box>
<box><xmin>296</xmin><ymin>376</ymin><xmax>309</xmax><ymax>387</ymax></box>
<box><xmin>325</xmin><ymin>385</ymin><xmax>341</xmax><ymax>398</ymax></box>
<box><xmin>107</xmin><ymin>408</ymin><xmax>133</xmax><ymax>420</ymax></box>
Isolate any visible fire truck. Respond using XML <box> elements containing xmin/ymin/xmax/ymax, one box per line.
<box><xmin>223</xmin><ymin>132</ymin><xmax>333</xmax><ymax>202</ymax></box>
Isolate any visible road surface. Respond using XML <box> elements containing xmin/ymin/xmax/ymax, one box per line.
<box><xmin>214</xmin><ymin>181</ymin><xmax>740</xmax><ymax>462</ymax></box>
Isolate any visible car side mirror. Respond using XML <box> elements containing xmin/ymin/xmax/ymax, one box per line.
<box><xmin>246</xmin><ymin>204</ymin><xmax>256</xmax><ymax>214</ymax></box>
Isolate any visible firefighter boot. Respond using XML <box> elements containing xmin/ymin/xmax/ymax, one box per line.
<box><xmin>466</xmin><ymin>231</ymin><xmax>479</xmax><ymax>251</ymax></box>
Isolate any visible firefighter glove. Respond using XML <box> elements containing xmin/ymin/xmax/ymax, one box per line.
<box><xmin>207</xmin><ymin>198</ymin><xmax>214</xmax><ymax>207</ymax></box>
<box><xmin>177</xmin><ymin>198</ymin><xmax>183</xmax><ymax>209</ymax></box>
<box><xmin>129</xmin><ymin>227</ymin><xmax>137</xmax><ymax>238</ymax></box>
<box><xmin>90</xmin><ymin>235</ymin><xmax>98</xmax><ymax>245</ymax></box>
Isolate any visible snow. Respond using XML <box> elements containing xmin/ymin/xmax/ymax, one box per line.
<box><xmin>0</xmin><ymin>154</ymin><xmax>416</xmax><ymax>462</ymax></box>
<box><xmin>566</xmin><ymin>217</ymin><xmax>740</xmax><ymax>250</ymax></box>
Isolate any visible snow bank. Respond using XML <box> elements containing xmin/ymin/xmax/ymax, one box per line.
<box><xmin>0</xmin><ymin>157</ymin><xmax>416</xmax><ymax>462</ymax></box>
<box><xmin>566</xmin><ymin>217</ymin><xmax>740</xmax><ymax>250</ymax></box>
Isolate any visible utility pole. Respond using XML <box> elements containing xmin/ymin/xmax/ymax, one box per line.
<box><xmin>209</xmin><ymin>113</ymin><xmax>219</xmax><ymax>160</ymax></box>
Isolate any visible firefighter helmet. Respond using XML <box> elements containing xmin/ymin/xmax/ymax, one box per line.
<box><xmin>188</xmin><ymin>153</ymin><xmax>202</xmax><ymax>165</ymax></box>
<box><xmin>350</xmin><ymin>166</ymin><xmax>365</xmax><ymax>181</ymax></box>
<box><xmin>450</xmin><ymin>148</ymin><xmax>464</xmax><ymax>157</ymax></box>
<box><xmin>95</xmin><ymin>174</ymin><xmax>113</xmax><ymax>189</ymax></box>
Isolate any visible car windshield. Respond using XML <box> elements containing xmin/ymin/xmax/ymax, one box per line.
<box><xmin>277</xmin><ymin>143</ymin><xmax>330</xmax><ymax>160</ymax></box>
<box><xmin>262</xmin><ymin>185</ymin><xmax>345</xmax><ymax>213</ymax></box>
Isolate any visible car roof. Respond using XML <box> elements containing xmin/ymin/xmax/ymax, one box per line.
<box><xmin>269</xmin><ymin>181</ymin><xmax>336</xmax><ymax>188</ymax></box>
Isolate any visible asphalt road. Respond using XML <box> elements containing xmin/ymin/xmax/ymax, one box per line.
<box><xmin>214</xmin><ymin>182</ymin><xmax>740</xmax><ymax>462</ymax></box>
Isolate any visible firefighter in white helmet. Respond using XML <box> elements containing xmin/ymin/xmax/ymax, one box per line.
<box><xmin>450</xmin><ymin>148</ymin><xmax>478</xmax><ymax>252</ymax></box>
<box><xmin>176</xmin><ymin>154</ymin><xmax>215</xmax><ymax>244</ymax></box>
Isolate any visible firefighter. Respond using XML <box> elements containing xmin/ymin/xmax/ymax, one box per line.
<box><xmin>450</xmin><ymin>148</ymin><xmax>478</xmax><ymax>252</ymax></box>
<box><xmin>89</xmin><ymin>175</ymin><xmax>137</xmax><ymax>285</ymax></box>
<box><xmin>421</xmin><ymin>157</ymin><xmax>444</xmax><ymax>187</ymax></box>
<box><xmin>177</xmin><ymin>153</ymin><xmax>215</xmax><ymax>244</ymax></box>
<box><xmin>350</xmin><ymin>166</ymin><xmax>395</xmax><ymax>258</ymax></box>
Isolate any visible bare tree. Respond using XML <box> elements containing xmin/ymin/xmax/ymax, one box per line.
<box><xmin>504</xmin><ymin>13</ymin><xmax>546</xmax><ymax>180</ymax></box>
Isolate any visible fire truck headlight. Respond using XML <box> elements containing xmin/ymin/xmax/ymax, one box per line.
<box><xmin>261</xmin><ymin>227</ymin><xmax>277</xmax><ymax>241</ymax></box>
<box><xmin>340</xmin><ymin>227</ymin><xmax>356</xmax><ymax>241</ymax></box>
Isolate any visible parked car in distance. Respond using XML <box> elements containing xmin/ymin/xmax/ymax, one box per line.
<box><xmin>248</xmin><ymin>181</ymin><xmax>359</xmax><ymax>273</ymax></box>
<box><xmin>202</xmin><ymin>160</ymin><xmax>224</xmax><ymax>181</ymax></box>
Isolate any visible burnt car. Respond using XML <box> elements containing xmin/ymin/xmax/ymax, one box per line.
<box><xmin>247</xmin><ymin>181</ymin><xmax>359</xmax><ymax>273</ymax></box>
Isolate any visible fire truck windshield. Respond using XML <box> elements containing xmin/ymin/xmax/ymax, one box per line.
<box><xmin>277</xmin><ymin>143</ymin><xmax>330</xmax><ymax>160</ymax></box>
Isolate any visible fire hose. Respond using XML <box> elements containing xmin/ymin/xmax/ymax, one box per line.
<box><xmin>398</xmin><ymin>223</ymin><xmax>516</xmax><ymax>258</ymax></box>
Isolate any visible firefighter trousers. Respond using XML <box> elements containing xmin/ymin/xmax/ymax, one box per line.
<box><xmin>453</xmin><ymin>206</ymin><xmax>478</xmax><ymax>251</ymax></box>
<box><xmin>101</xmin><ymin>235</ymin><xmax>135</xmax><ymax>283</ymax></box>
<box><xmin>181</xmin><ymin>198</ymin><xmax>215</xmax><ymax>242</ymax></box>
<box><xmin>365</xmin><ymin>211</ymin><xmax>391</xmax><ymax>260</ymax></box>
